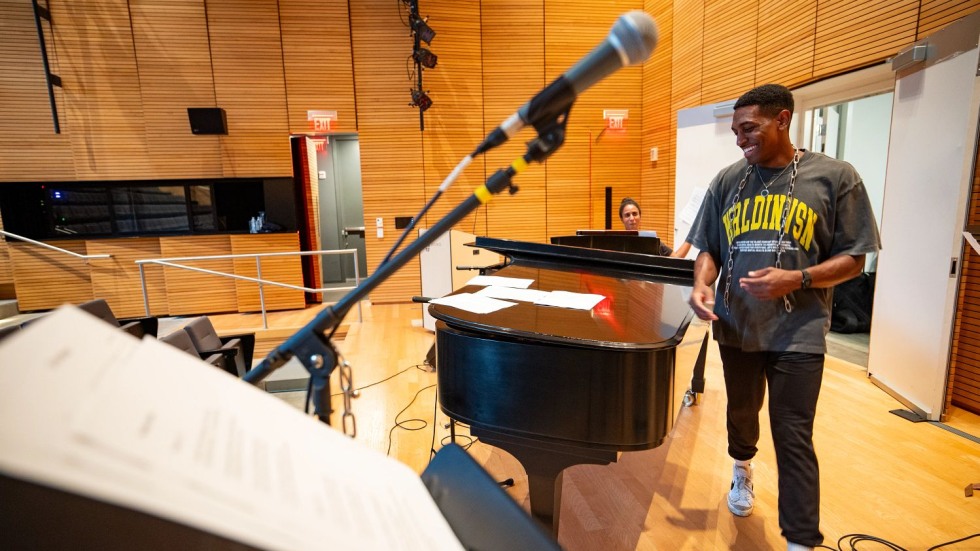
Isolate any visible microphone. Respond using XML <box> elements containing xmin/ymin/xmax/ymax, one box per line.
<box><xmin>473</xmin><ymin>10</ymin><xmax>658</xmax><ymax>156</ymax></box>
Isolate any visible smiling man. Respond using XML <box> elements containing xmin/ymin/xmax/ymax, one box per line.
<box><xmin>685</xmin><ymin>84</ymin><xmax>881</xmax><ymax>551</ymax></box>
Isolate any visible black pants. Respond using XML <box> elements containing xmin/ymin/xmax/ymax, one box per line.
<box><xmin>719</xmin><ymin>345</ymin><xmax>825</xmax><ymax>547</ymax></box>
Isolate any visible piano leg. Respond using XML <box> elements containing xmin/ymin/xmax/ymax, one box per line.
<box><xmin>473</xmin><ymin>428</ymin><xmax>617</xmax><ymax>537</ymax></box>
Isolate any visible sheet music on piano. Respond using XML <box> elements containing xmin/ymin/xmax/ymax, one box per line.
<box><xmin>0</xmin><ymin>306</ymin><xmax>464</xmax><ymax>551</ymax></box>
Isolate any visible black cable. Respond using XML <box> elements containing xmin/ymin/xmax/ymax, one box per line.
<box><xmin>818</xmin><ymin>533</ymin><xmax>980</xmax><ymax>551</ymax></box>
<box><xmin>926</xmin><ymin>533</ymin><xmax>980</xmax><ymax>550</ymax></box>
<box><xmin>329</xmin><ymin>363</ymin><xmax>427</xmax><ymax>397</ymax></box>
<box><xmin>386</xmin><ymin>383</ymin><xmax>436</xmax><ymax>456</ymax></box>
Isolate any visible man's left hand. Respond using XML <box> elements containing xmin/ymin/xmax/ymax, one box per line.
<box><xmin>738</xmin><ymin>267</ymin><xmax>799</xmax><ymax>300</ymax></box>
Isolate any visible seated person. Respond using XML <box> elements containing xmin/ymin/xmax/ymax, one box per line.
<box><xmin>619</xmin><ymin>197</ymin><xmax>692</xmax><ymax>258</ymax></box>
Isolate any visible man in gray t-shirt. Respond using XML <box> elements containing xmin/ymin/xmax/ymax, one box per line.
<box><xmin>686</xmin><ymin>84</ymin><xmax>881</xmax><ymax>551</ymax></box>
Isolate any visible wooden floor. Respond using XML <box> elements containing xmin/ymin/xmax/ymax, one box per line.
<box><xmin>221</xmin><ymin>302</ymin><xmax>980</xmax><ymax>550</ymax></box>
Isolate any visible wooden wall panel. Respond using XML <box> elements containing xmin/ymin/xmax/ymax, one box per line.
<box><xmin>918</xmin><ymin>0</ymin><xmax>980</xmax><ymax>38</ymax></box>
<box><xmin>0</xmin><ymin>1</ymin><xmax>74</xmax><ymax>181</ymax></box>
<box><xmin>701</xmin><ymin>0</ymin><xmax>757</xmax><ymax>105</ymax></box>
<box><xmin>421</xmin><ymin>1</ymin><xmax>486</xmax><ymax>242</ymax></box>
<box><xmin>51</xmin><ymin>0</ymin><xmax>150</xmax><ymax>179</ymax></box>
<box><xmin>545</xmin><ymin>1</ymin><xmax>645</xmax><ymax>237</ymax></box>
<box><xmin>230</xmin><ymin>233</ymin><xmax>305</xmax><ymax>313</ymax></box>
<box><xmin>9</xmin><ymin>241</ymin><xmax>92</xmax><ymax>311</ymax></box>
<box><xmin>483</xmin><ymin>0</ymin><xmax>548</xmax><ymax>244</ymax></box>
<box><xmin>351</xmin><ymin>0</ymin><xmax>427</xmax><ymax>303</ymax></box>
<box><xmin>279</xmin><ymin>0</ymin><xmax>357</xmax><ymax>134</ymax></box>
<box><xmin>642</xmin><ymin>0</ymin><xmax>675</xmax><ymax>246</ymax></box>
<box><xmin>207</xmin><ymin>0</ymin><xmax>291</xmax><ymax>177</ymax></box>
<box><xmin>129</xmin><ymin>0</ymin><xmax>222</xmax><ymax>178</ymax></box>
<box><xmin>86</xmin><ymin>238</ymin><xmax>167</xmax><ymax>318</ymax></box>
<box><xmin>159</xmin><ymin>235</ymin><xmax>237</xmax><ymax>315</ymax></box>
<box><xmin>813</xmin><ymin>0</ymin><xmax>919</xmax><ymax>79</ymax></box>
<box><xmin>670</xmin><ymin>0</ymin><xmax>704</xmax><ymax>112</ymax></box>
<box><xmin>755</xmin><ymin>0</ymin><xmax>817</xmax><ymax>89</ymax></box>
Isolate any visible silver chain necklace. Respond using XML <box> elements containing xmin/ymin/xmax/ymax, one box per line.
<box><xmin>722</xmin><ymin>149</ymin><xmax>801</xmax><ymax>314</ymax></box>
<box><xmin>756</xmin><ymin>162</ymin><xmax>793</xmax><ymax>197</ymax></box>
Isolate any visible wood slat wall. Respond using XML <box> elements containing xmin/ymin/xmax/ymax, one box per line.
<box><xmin>207</xmin><ymin>0</ymin><xmax>291</xmax><ymax>177</ymax></box>
<box><xmin>641</xmin><ymin>0</ymin><xmax>675</xmax><ymax>245</ymax></box>
<box><xmin>279</xmin><ymin>0</ymin><xmax>357</xmax><ymax>134</ymax></box>
<box><xmin>350</xmin><ymin>0</ymin><xmax>428</xmax><ymax>303</ymax></box>
<box><xmin>86</xmin><ymin>238</ymin><xmax>168</xmax><ymax>319</ymax></box>
<box><xmin>159</xmin><ymin>235</ymin><xmax>238</xmax><ymax>315</ymax></box>
<box><xmin>53</xmin><ymin>0</ymin><xmax>151</xmax><ymax>180</ymax></box>
<box><xmin>813</xmin><ymin>0</ymin><xmax>919</xmax><ymax>78</ymax></box>
<box><xmin>230</xmin><ymin>233</ymin><xmax>305</xmax><ymax>313</ymax></box>
<box><xmin>8</xmin><ymin>241</ymin><xmax>92</xmax><ymax>312</ymax></box>
<box><xmin>482</xmin><ymin>0</ymin><xmax>548</xmax><ymax>244</ymax></box>
<box><xmin>129</xmin><ymin>0</ymin><xmax>223</xmax><ymax>178</ymax></box>
<box><xmin>700</xmin><ymin>0</ymin><xmax>757</xmax><ymax>105</ymax></box>
<box><xmin>0</xmin><ymin>0</ymin><xmax>74</xmax><ymax>180</ymax></box>
<box><xmin>919</xmin><ymin>0</ymin><xmax>980</xmax><ymax>36</ymax></box>
<box><xmin>755</xmin><ymin>0</ymin><xmax>817</xmax><ymax>89</ymax></box>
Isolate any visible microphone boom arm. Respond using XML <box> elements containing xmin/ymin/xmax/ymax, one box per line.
<box><xmin>243</xmin><ymin>153</ymin><xmax>536</xmax><ymax>430</ymax></box>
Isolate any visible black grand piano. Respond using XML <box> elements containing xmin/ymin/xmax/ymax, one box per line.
<box><xmin>430</xmin><ymin>237</ymin><xmax>703</xmax><ymax>535</ymax></box>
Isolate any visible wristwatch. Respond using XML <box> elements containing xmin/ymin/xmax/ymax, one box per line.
<box><xmin>800</xmin><ymin>269</ymin><xmax>812</xmax><ymax>290</ymax></box>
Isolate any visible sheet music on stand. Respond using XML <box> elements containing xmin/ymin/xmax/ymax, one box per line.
<box><xmin>0</xmin><ymin>307</ymin><xmax>464</xmax><ymax>551</ymax></box>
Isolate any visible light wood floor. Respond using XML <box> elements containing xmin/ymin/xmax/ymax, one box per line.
<box><xmin>219</xmin><ymin>302</ymin><xmax>980</xmax><ymax>550</ymax></box>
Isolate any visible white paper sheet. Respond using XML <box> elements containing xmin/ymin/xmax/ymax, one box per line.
<box><xmin>465</xmin><ymin>275</ymin><xmax>534</xmax><ymax>288</ymax></box>
<box><xmin>679</xmin><ymin>186</ymin><xmax>708</xmax><ymax>226</ymax></box>
<box><xmin>0</xmin><ymin>307</ymin><xmax>464</xmax><ymax>551</ymax></box>
<box><xmin>533</xmin><ymin>290</ymin><xmax>606</xmax><ymax>310</ymax></box>
<box><xmin>428</xmin><ymin>293</ymin><xmax>517</xmax><ymax>314</ymax></box>
<box><xmin>474</xmin><ymin>286</ymin><xmax>551</xmax><ymax>303</ymax></box>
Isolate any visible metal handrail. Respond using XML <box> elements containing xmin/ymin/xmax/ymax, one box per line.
<box><xmin>0</xmin><ymin>230</ymin><xmax>111</xmax><ymax>260</ymax></box>
<box><xmin>135</xmin><ymin>248</ymin><xmax>362</xmax><ymax>329</ymax></box>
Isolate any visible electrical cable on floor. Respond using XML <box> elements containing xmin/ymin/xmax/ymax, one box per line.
<box><xmin>386</xmin><ymin>383</ymin><xmax>436</xmax><ymax>456</ymax></box>
<box><xmin>814</xmin><ymin>532</ymin><xmax>980</xmax><ymax>550</ymax></box>
<box><xmin>329</xmin><ymin>363</ymin><xmax>429</xmax><ymax>397</ymax></box>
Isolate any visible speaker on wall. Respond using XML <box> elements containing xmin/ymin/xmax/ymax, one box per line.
<box><xmin>187</xmin><ymin>107</ymin><xmax>227</xmax><ymax>135</ymax></box>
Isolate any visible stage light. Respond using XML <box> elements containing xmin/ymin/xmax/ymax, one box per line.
<box><xmin>410</xmin><ymin>88</ymin><xmax>433</xmax><ymax>112</ymax></box>
<box><xmin>410</xmin><ymin>14</ymin><xmax>435</xmax><ymax>44</ymax></box>
<box><xmin>413</xmin><ymin>47</ymin><xmax>438</xmax><ymax>69</ymax></box>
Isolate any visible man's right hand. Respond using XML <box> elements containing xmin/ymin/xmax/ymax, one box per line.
<box><xmin>689</xmin><ymin>283</ymin><xmax>719</xmax><ymax>321</ymax></box>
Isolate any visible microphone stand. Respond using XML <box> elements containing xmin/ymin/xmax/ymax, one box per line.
<box><xmin>243</xmin><ymin>111</ymin><xmax>570</xmax><ymax>433</ymax></box>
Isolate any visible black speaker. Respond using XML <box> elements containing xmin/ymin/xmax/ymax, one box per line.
<box><xmin>187</xmin><ymin>107</ymin><xmax>227</xmax><ymax>135</ymax></box>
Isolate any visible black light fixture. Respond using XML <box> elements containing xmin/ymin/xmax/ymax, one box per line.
<box><xmin>413</xmin><ymin>47</ymin><xmax>438</xmax><ymax>69</ymax></box>
<box><xmin>410</xmin><ymin>13</ymin><xmax>435</xmax><ymax>45</ymax></box>
<box><xmin>410</xmin><ymin>88</ymin><xmax>433</xmax><ymax>112</ymax></box>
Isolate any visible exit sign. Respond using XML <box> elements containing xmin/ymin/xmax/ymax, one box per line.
<box><xmin>307</xmin><ymin>110</ymin><xmax>338</xmax><ymax>132</ymax></box>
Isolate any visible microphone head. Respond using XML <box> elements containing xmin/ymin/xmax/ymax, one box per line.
<box><xmin>611</xmin><ymin>11</ymin><xmax>659</xmax><ymax>66</ymax></box>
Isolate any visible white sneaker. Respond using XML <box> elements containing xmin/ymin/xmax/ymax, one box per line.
<box><xmin>787</xmin><ymin>543</ymin><xmax>814</xmax><ymax>551</ymax></box>
<box><xmin>727</xmin><ymin>462</ymin><xmax>754</xmax><ymax>517</ymax></box>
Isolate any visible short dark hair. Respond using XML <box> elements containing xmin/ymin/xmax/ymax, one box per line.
<box><xmin>733</xmin><ymin>84</ymin><xmax>794</xmax><ymax>118</ymax></box>
<box><xmin>619</xmin><ymin>197</ymin><xmax>640</xmax><ymax>219</ymax></box>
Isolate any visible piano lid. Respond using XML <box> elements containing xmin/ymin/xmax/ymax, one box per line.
<box><xmin>428</xmin><ymin>239</ymin><xmax>695</xmax><ymax>351</ymax></box>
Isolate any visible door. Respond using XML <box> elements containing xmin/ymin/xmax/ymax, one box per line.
<box><xmin>317</xmin><ymin>135</ymin><xmax>367</xmax><ymax>285</ymax></box>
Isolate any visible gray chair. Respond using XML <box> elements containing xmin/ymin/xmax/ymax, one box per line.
<box><xmin>182</xmin><ymin>316</ymin><xmax>254</xmax><ymax>378</ymax></box>
<box><xmin>77</xmin><ymin>299</ymin><xmax>158</xmax><ymax>338</ymax></box>
<box><xmin>159</xmin><ymin>330</ymin><xmax>224</xmax><ymax>368</ymax></box>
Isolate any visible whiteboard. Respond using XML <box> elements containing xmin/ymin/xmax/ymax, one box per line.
<box><xmin>868</xmin><ymin>45</ymin><xmax>980</xmax><ymax>419</ymax></box>
<box><xmin>674</xmin><ymin>104</ymin><xmax>744</xmax><ymax>254</ymax></box>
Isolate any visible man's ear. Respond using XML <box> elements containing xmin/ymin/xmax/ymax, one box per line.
<box><xmin>777</xmin><ymin>109</ymin><xmax>792</xmax><ymax>130</ymax></box>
